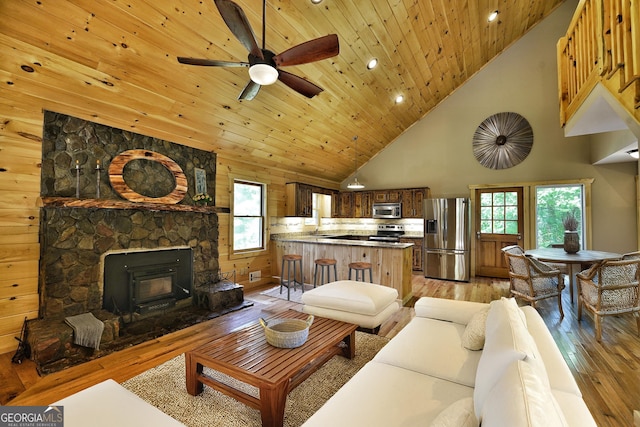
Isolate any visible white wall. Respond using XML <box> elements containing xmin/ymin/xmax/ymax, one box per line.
<box><xmin>345</xmin><ymin>0</ymin><xmax>637</xmax><ymax>253</ymax></box>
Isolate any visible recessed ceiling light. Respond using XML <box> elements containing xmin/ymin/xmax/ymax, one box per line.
<box><xmin>366</xmin><ymin>58</ymin><xmax>378</xmax><ymax>70</ymax></box>
<box><xmin>311</xmin><ymin>0</ymin><xmax>323</xmax><ymax>4</ymax></box>
<box><xmin>395</xmin><ymin>95</ymin><xmax>404</xmax><ymax>104</ymax></box>
<box><xmin>488</xmin><ymin>10</ymin><xmax>499</xmax><ymax>22</ymax></box>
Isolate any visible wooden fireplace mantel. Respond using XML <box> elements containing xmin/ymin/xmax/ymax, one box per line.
<box><xmin>40</xmin><ymin>197</ymin><xmax>230</xmax><ymax>214</ymax></box>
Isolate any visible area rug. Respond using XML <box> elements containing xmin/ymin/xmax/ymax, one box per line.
<box><xmin>260</xmin><ymin>284</ymin><xmax>315</xmax><ymax>304</ymax></box>
<box><xmin>122</xmin><ymin>331</ymin><xmax>388</xmax><ymax>426</ymax></box>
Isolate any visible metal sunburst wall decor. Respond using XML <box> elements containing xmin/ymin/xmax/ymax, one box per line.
<box><xmin>472</xmin><ymin>112</ymin><xmax>533</xmax><ymax>170</ymax></box>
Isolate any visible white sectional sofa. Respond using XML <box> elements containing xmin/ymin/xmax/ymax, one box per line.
<box><xmin>302</xmin><ymin>296</ymin><xmax>596</xmax><ymax>427</ymax></box>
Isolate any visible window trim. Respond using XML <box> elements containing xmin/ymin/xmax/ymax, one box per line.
<box><xmin>230</xmin><ymin>177</ymin><xmax>268</xmax><ymax>258</ymax></box>
<box><xmin>533</xmin><ymin>183</ymin><xmax>588</xmax><ymax>250</ymax></box>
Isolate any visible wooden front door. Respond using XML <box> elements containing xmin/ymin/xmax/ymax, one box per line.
<box><xmin>475</xmin><ymin>188</ymin><xmax>524</xmax><ymax>278</ymax></box>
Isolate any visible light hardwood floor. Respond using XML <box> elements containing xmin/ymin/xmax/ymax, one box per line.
<box><xmin>1</xmin><ymin>275</ymin><xmax>639</xmax><ymax>427</ymax></box>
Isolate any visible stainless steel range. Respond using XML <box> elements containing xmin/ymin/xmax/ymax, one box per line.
<box><xmin>368</xmin><ymin>224</ymin><xmax>405</xmax><ymax>242</ymax></box>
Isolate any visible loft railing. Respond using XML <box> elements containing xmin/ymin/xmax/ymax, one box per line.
<box><xmin>557</xmin><ymin>0</ymin><xmax>640</xmax><ymax>127</ymax></box>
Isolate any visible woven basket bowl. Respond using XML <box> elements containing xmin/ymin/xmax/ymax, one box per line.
<box><xmin>259</xmin><ymin>315</ymin><xmax>314</xmax><ymax>348</ymax></box>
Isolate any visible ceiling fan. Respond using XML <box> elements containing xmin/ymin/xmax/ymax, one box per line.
<box><xmin>177</xmin><ymin>0</ymin><xmax>339</xmax><ymax>101</ymax></box>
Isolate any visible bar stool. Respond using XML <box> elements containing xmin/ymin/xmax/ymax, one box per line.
<box><xmin>313</xmin><ymin>258</ymin><xmax>337</xmax><ymax>287</ymax></box>
<box><xmin>348</xmin><ymin>262</ymin><xmax>373</xmax><ymax>283</ymax></box>
<box><xmin>280</xmin><ymin>254</ymin><xmax>303</xmax><ymax>300</ymax></box>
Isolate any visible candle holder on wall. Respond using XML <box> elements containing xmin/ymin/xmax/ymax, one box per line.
<box><xmin>71</xmin><ymin>160</ymin><xmax>84</xmax><ymax>199</ymax></box>
<box><xmin>95</xmin><ymin>159</ymin><xmax>102</xmax><ymax>198</ymax></box>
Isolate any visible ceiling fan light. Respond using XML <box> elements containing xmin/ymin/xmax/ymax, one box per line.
<box><xmin>628</xmin><ymin>149</ymin><xmax>639</xmax><ymax>159</ymax></box>
<box><xmin>249</xmin><ymin>63</ymin><xmax>278</xmax><ymax>85</ymax></box>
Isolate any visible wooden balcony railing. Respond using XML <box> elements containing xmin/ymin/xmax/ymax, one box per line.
<box><xmin>557</xmin><ymin>0</ymin><xmax>640</xmax><ymax>127</ymax></box>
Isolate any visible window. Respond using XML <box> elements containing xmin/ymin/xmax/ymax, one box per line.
<box><xmin>233</xmin><ymin>180</ymin><xmax>266</xmax><ymax>252</ymax></box>
<box><xmin>479</xmin><ymin>190</ymin><xmax>520</xmax><ymax>234</ymax></box>
<box><xmin>304</xmin><ymin>193</ymin><xmax>331</xmax><ymax>226</ymax></box>
<box><xmin>535</xmin><ymin>184</ymin><xmax>585</xmax><ymax>249</ymax></box>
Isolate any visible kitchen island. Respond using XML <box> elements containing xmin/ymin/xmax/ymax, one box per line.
<box><xmin>271</xmin><ymin>235</ymin><xmax>413</xmax><ymax>305</ymax></box>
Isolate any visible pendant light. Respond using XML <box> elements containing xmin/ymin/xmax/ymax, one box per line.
<box><xmin>347</xmin><ymin>136</ymin><xmax>365</xmax><ymax>189</ymax></box>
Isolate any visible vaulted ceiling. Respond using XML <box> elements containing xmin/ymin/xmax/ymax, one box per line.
<box><xmin>1</xmin><ymin>0</ymin><xmax>565</xmax><ymax>183</ymax></box>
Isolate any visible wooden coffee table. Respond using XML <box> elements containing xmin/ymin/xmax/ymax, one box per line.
<box><xmin>185</xmin><ymin>310</ymin><xmax>358</xmax><ymax>427</ymax></box>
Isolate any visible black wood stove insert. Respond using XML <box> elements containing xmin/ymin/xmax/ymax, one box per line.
<box><xmin>103</xmin><ymin>248</ymin><xmax>193</xmax><ymax>317</ymax></box>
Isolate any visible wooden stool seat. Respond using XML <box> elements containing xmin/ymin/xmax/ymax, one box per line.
<box><xmin>348</xmin><ymin>262</ymin><xmax>373</xmax><ymax>283</ymax></box>
<box><xmin>281</xmin><ymin>254</ymin><xmax>303</xmax><ymax>300</ymax></box>
<box><xmin>314</xmin><ymin>258</ymin><xmax>338</xmax><ymax>287</ymax></box>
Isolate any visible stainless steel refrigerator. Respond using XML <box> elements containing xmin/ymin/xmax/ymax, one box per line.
<box><xmin>424</xmin><ymin>198</ymin><xmax>471</xmax><ymax>281</ymax></box>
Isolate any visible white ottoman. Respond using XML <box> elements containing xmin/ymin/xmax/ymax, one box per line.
<box><xmin>301</xmin><ymin>280</ymin><xmax>400</xmax><ymax>333</ymax></box>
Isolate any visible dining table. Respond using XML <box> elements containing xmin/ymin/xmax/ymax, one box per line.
<box><xmin>524</xmin><ymin>248</ymin><xmax>622</xmax><ymax>304</ymax></box>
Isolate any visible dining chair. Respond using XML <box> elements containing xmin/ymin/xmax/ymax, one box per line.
<box><xmin>576</xmin><ymin>258</ymin><xmax>640</xmax><ymax>342</ymax></box>
<box><xmin>501</xmin><ymin>245</ymin><xmax>565</xmax><ymax>318</ymax></box>
<box><xmin>622</xmin><ymin>251</ymin><xmax>640</xmax><ymax>260</ymax></box>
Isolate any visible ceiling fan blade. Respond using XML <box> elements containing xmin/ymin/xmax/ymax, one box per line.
<box><xmin>214</xmin><ymin>0</ymin><xmax>263</xmax><ymax>59</ymax></box>
<box><xmin>273</xmin><ymin>34</ymin><xmax>339</xmax><ymax>67</ymax></box>
<box><xmin>278</xmin><ymin>70</ymin><xmax>324</xmax><ymax>98</ymax></box>
<box><xmin>177</xmin><ymin>57</ymin><xmax>249</xmax><ymax>67</ymax></box>
<box><xmin>238</xmin><ymin>80</ymin><xmax>261</xmax><ymax>100</ymax></box>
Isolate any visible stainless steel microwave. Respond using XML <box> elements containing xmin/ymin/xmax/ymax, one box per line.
<box><xmin>372</xmin><ymin>202</ymin><xmax>402</xmax><ymax>219</ymax></box>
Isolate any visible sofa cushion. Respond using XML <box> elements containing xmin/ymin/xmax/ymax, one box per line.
<box><xmin>52</xmin><ymin>379</ymin><xmax>185</xmax><ymax>427</ymax></box>
<box><xmin>551</xmin><ymin>390</ymin><xmax>598</xmax><ymax>427</ymax></box>
<box><xmin>302</xmin><ymin>361</ymin><xmax>474</xmax><ymax>427</ymax></box>
<box><xmin>461</xmin><ymin>307</ymin><xmax>489</xmax><ymax>350</ymax></box>
<box><xmin>521</xmin><ymin>306</ymin><xmax>582</xmax><ymax>396</ymax></box>
<box><xmin>373</xmin><ymin>317</ymin><xmax>481</xmax><ymax>387</ymax></box>
<box><xmin>473</xmin><ymin>298</ymin><xmax>533</xmax><ymax>417</ymax></box>
<box><xmin>481</xmin><ymin>360</ymin><xmax>569</xmax><ymax>427</ymax></box>
<box><xmin>430</xmin><ymin>397</ymin><xmax>478</xmax><ymax>427</ymax></box>
<box><xmin>414</xmin><ymin>297</ymin><xmax>489</xmax><ymax>325</ymax></box>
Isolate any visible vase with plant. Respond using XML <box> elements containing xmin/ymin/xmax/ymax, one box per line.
<box><xmin>562</xmin><ymin>211</ymin><xmax>580</xmax><ymax>253</ymax></box>
<box><xmin>193</xmin><ymin>193</ymin><xmax>212</xmax><ymax>206</ymax></box>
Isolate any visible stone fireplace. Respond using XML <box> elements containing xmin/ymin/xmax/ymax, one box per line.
<box><xmin>28</xmin><ymin>111</ymin><xmax>247</xmax><ymax>374</ymax></box>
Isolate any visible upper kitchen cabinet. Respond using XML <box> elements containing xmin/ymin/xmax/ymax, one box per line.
<box><xmin>286</xmin><ymin>183</ymin><xmax>337</xmax><ymax>217</ymax></box>
<box><xmin>373</xmin><ymin>190</ymin><xmax>402</xmax><ymax>203</ymax></box>
<box><xmin>401</xmin><ymin>188</ymin><xmax>430</xmax><ymax>218</ymax></box>
<box><xmin>332</xmin><ymin>191</ymin><xmax>354</xmax><ymax>218</ymax></box>
<box><xmin>285</xmin><ymin>183</ymin><xmax>313</xmax><ymax>217</ymax></box>
<box><xmin>353</xmin><ymin>191</ymin><xmax>373</xmax><ymax>218</ymax></box>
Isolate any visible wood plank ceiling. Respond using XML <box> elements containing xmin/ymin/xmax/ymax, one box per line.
<box><xmin>0</xmin><ymin>0</ymin><xmax>565</xmax><ymax>183</ymax></box>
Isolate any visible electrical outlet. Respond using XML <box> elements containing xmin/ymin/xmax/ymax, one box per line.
<box><xmin>249</xmin><ymin>270</ymin><xmax>261</xmax><ymax>282</ymax></box>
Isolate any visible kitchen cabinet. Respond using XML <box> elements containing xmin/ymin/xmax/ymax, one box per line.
<box><xmin>332</xmin><ymin>187</ymin><xmax>429</xmax><ymax>219</ymax></box>
<box><xmin>332</xmin><ymin>191</ymin><xmax>354</xmax><ymax>218</ymax></box>
<box><xmin>373</xmin><ymin>190</ymin><xmax>402</xmax><ymax>203</ymax></box>
<box><xmin>400</xmin><ymin>237</ymin><xmax>424</xmax><ymax>271</ymax></box>
<box><xmin>353</xmin><ymin>191</ymin><xmax>373</xmax><ymax>218</ymax></box>
<box><xmin>285</xmin><ymin>183</ymin><xmax>313</xmax><ymax>217</ymax></box>
<box><xmin>286</xmin><ymin>183</ymin><xmax>338</xmax><ymax>217</ymax></box>
<box><xmin>337</xmin><ymin>192</ymin><xmax>354</xmax><ymax>217</ymax></box>
<box><xmin>401</xmin><ymin>188</ymin><xmax>429</xmax><ymax>218</ymax></box>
